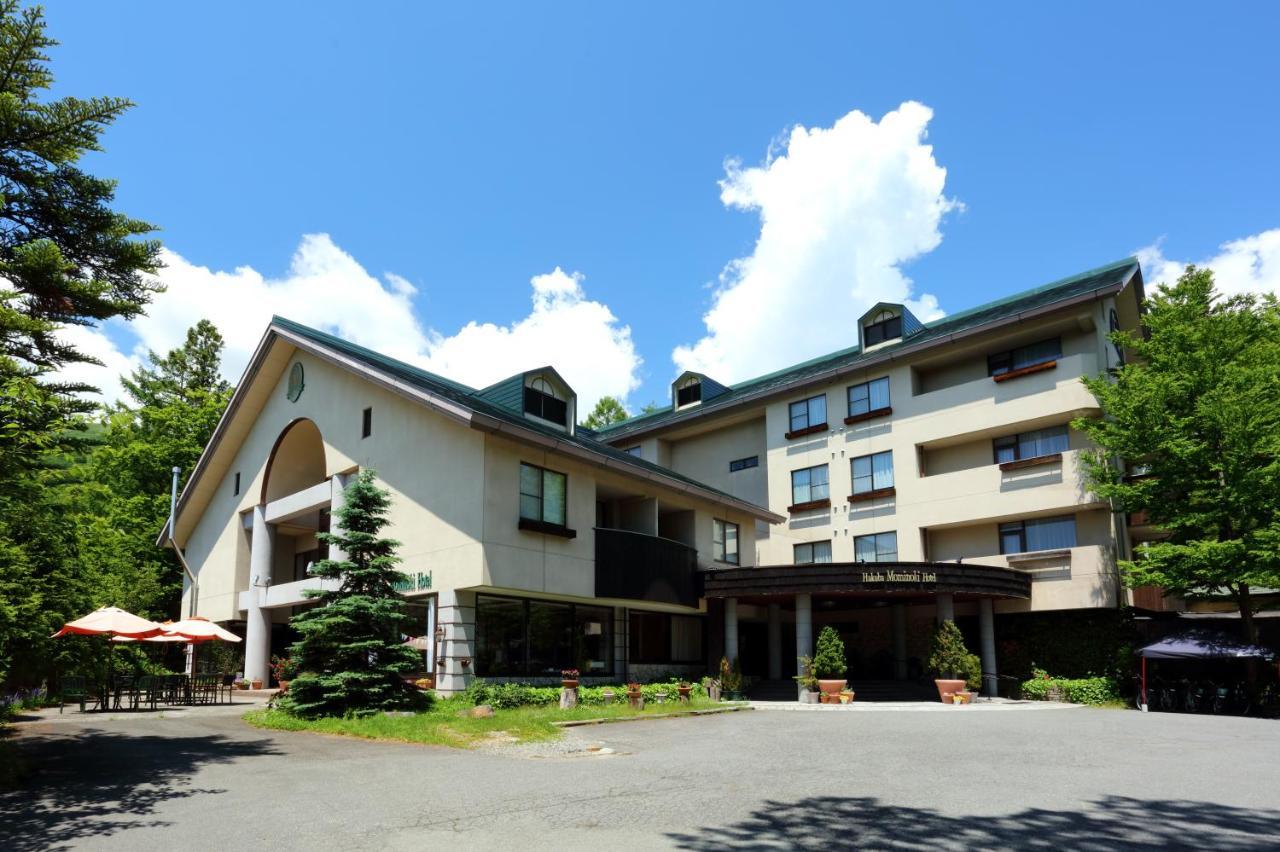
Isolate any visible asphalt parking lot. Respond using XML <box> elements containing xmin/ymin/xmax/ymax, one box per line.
<box><xmin>3</xmin><ymin>701</ymin><xmax>1279</xmax><ymax>850</ymax></box>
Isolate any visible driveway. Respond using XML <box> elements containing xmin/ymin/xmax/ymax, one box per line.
<box><xmin>3</xmin><ymin>702</ymin><xmax>1279</xmax><ymax>850</ymax></box>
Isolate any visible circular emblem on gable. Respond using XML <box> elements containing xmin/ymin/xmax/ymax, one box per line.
<box><xmin>287</xmin><ymin>362</ymin><xmax>305</xmax><ymax>402</ymax></box>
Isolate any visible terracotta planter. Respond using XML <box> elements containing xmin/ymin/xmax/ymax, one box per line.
<box><xmin>250</xmin><ymin>679</ymin><xmax>263</xmax><ymax>691</ymax></box>
<box><xmin>677</xmin><ymin>686</ymin><xmax>692</xmax><ymax>703</ymax></box>
<box><xmin>277</xmin><ymin>680</ymin><xmax>290</xmax><ymax>693</ymax></box>
<box><xmin>626</xmin><ymin>691</ymin><xmax>644</xmax><ymax>710</ymax></box>
<box><xmin>935</xmin><ymin>678</ymin><xmax>966</xmax><ymax>703</ymax></box>
<box><xmin>561</xmin><ymin>680</ymin><xmax>579</xmax><ymax>690</ymax></box>
<box><xmin>818</xmin><ymin>679</ymin><xmax>846</xmax><ymax>703</ymax></box>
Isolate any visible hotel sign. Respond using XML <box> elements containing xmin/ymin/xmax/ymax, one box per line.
<box><xmin>393</xmin><ymin>571</ymin><xmax>433</xmax><ymax>594</ymax></box>
<box><xmin>860</xmin><ymin>569</ymin><xmax>938</xmax><ymax>584</ymax></box>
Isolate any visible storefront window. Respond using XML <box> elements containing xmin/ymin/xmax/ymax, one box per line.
<box><xmin>629</xmin><ymin>611</ymin><xmax>703</xmax><ymax>664</ymax></box>
<box><xmin>475</xmin><ymin>596</ymin><xmax>525</xmax><ymax>676</ymax></box>
<box><xmin>475</xmin><ymin>595</ymin><xmax>613</xmax><ymax>677</ymax></box>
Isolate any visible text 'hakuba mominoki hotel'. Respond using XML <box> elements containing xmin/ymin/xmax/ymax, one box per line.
<box><xmin>165</xmin><ymin>258</ymin><xmax>1171</xmax><ymax>696</ymax></box>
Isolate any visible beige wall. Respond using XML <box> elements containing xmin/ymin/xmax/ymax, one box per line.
<box><xmin>668</xmin><ymin>417</ymin><xmax>768</xmax><ymax>507</ymax></box>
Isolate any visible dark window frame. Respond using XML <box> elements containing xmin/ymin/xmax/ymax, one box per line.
<box><xmin>794</xmin><ymin>540</ymin><xmax>833</xmax><ymax>564</ymax></box>
<box><xmin>988</xmin><ymin>337</ymin><xmax>1062</xmax><ymax>377</ymax></box>
<box><xmin>997</xmin><ymin>515</ymin><xmax>1077</xmax><ymax>555</ymax></box>
<box><xmin>474</xmin><ymin>593</ymin><xmax>615</xmax><ymax>677</ymax></box>
<box><xmin>851</xmin><ymin>450</ymin><xmax>894</xmax><ymax>495</ymax></box>
<box><xmin>787</xmin><ymin>394</ymin><xmax>828</xmax><ymax>435</ymax></box>
<box><xmin>519</xmin><ymin>462</ymin><xmax>570</xmax><ymax>532</ymax></box>
<box><xmin>676</xmin><ymin>381</ymin><xmax>702</xmax><ymax>407</ymax></box>
<box><xmin>864</xmin><ymin>314</ymin><xmax>903</xmax><ymax>347</ymax></box>
<box><xmin>790</xmin><ymin>464</ymin><xmax>830</xmax><ymax>505</ymax></box>
<box><xmin>993</xmin><ymin>425</ymin><xmax>1069</xmax><ymax>464</ymax></box>
<box><xmin>361</xmin><ymin>406</ymin><xmax>372</xmax><ymax>439</ymax></box>
<box><xmin>847</xmin><ymin>376</ymin><xmax>891</xmax><ymax>418</ymax></box>
<box><xmin>713</xmin><ymin>518</ymin><xmax>740</xmax><ymax>565</ymax></box>
<box><xmin>728</xmin><ymin>455</ymin><xmax>759</xmax><ymax>473</ymax></box>
<box><xmin>854</xmin><ymin>531</ymin><xmax>898</xmax><ymax>563</ymax></box>
<box><xmin>233</xmin><ymin>471</ymin><xmax>240</xmax><ymax>496</ymax></box>
<box><xmin>623</xmin><ymin>445</ymin><xmax>642</xmax><ymax>457</ymax></box>
<box><xmin>522</xmin><ymin>384</ymin><xmax>568</xmax><ymax>425</ymax></box>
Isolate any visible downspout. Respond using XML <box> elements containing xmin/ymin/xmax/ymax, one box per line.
<box><xmin>168</xmin><ymin>466</ymin><xmax>199</xmax><ymax>617</ymax></box>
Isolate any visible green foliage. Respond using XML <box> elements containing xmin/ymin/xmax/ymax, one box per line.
<box><xmin>1020</xmin><ymin>674</ymin><xmax>1120</xmax><ymax>706</ymax></box>
<box><xmin>793</xmin><ymin>655</ymin><xmax>818</xmax><ymax>690</ymax></box>
<box><xmin>719</xmin><ymin>655</ymin><xmax>743</xmax><ymax>692</ymax></box>
<box><xmin>278</xmin><ymin>471</ymin><xmax>427</xmax><ymax>719</ymax></box>
<box><xmin>812</xmin><ymin>626</ymin><xmax>847</xmax><ymax>679</ymax></box>
<box><xmin>997</xmin><ymin>610</ymin><xmax>1136</xmax><ymax>682</ymax></box>
<box><xmin>0</xmin><ymin>0</ymin><xmax>166</xmax><ymax>690</ymax></box>
<box><xmin>928</xmin><ymin>620</ymin><xmax>979</xmax><ymax>682</ymax></box>
<box><xmin>580</xmin><ymin>395</ymin><xmax>629</xmax><ymax>429</ymax></box>
<box><xmin>1074</xmin><ymin>266</ymin><xmax>1280</xmax><ymax>641</ymax></box>
<box><xmin>461</xmin><ymin>678</ymin><xmax>713</xmax><ymax>709</ymax></box>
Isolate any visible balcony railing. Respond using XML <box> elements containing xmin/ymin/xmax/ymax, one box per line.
<box><xmin>594</xmin><ymin>527</ymin><xmax>699</xmax><ymax>607</ymax></box>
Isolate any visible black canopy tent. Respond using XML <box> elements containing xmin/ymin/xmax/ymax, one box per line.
<box><xmin>1137</xmin><ymin>630</ymin><xmax>1277</xmax><ymax>707</ymax></box>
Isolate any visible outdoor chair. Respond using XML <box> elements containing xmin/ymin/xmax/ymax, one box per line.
<box><xmin>59</xmin><ymin>675</ymin><xmax>94</xmax><ymax>713</ymax></box>
<box><xmin>220</xmin><ymin>673</ymin><xmax>235</xmax><ymax>704</ymax></box>
<box><xmin>135</xmin><ymin>676</ymin><xmax>162</xmax><ymax>711</ymax></box>
<box><xmin>162</xmin><ymin>674</ymin><xmax>185</xmax><ymax>704</ymax></box>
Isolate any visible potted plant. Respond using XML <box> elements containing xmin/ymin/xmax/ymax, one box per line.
<box><xmin>928</xmin><ymin>620</ymin><xmax>981</xmax><ymax>704</ymax></box>
<box><xmin>626</xmin><ymin>681</ymin><xmax>644</xmax><ymax>709</ymax></box>
<box><xmin>840</xmin><ymin>688</ymin><xmax>855</xmax><ymax>704</ymax></box>
<box><xmin>270</xmin><ymin>655</ymin><xmax>298</xmax><ymax>692</ymax></box>
<box><xmin>719</xmin><ymin>656</ymin><xmax>743</xmax><ymax>701</ymax></box>
<box><xmin>560</xmin><ymin>668</ymin><xmax>580</xmax><ymax>690</ymax></box>
<box><xmin>793</xmin><ymin>655</ymin><xmax>820</xmax><ymax>704</ymax></box>
<box><xmin>812</xmin><ymin>626</ymin><xmax>848</xmax><ymax>703</ymax></box>
<box><xmin>677</xmin><ymin>681</ymin><xmax>693</xmax><ymax>703</ymax></box>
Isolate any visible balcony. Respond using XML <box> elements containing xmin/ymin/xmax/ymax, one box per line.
<box><xmin>594</xmin><ymin>527</ymin><xmax>699</xmax><ymax>607</ymax></box>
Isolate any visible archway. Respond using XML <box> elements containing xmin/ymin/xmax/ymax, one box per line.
<box><xmin>261</xmin><ymin>417</ymin><xmax>327</xmax><ymax>504</ymax></box>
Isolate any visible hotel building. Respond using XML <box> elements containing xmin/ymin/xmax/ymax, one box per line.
<box><xmin>168</xmin><ymin>257</ymin><xmax>1147</xmax><ymax>696</ymax></box>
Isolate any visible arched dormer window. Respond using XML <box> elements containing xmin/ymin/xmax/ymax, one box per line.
<box><xmin>864</xmin><ymin>309</ymin><xmax>903</xmax><ymax>347</ymax></box>
<box><xmin>676</xmin><ymin>375</ymin><xmax>702</xmax><ymax>407</ymax></box>
<box><xmin>523</xmin><ymin>375</ymin><xmax>567</xmax><ymax>425</ymax></box>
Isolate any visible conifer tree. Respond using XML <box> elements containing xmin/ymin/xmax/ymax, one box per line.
<box><xmin>280</xmin><ymin>470</ymin><xmax>427</xmax><ymax>718</ymax></box>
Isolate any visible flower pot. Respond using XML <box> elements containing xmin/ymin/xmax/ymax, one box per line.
<box><xmin>818</xmin><ymin>679</ymin><xmax>846</xmax><ymax>703</ymax></box>
<box><xmin>626</xmin><ymin>691</ymin><xmax>644</xmax><ymax>710</ymax></box>
<box><xmin>677</xmin><ymin>686</ymin><xmax>692</xmax><ymax>703</ymax></box>
<box><xmin>601</xmin><ymin>690</ymin><xmax>616</xmax><ymax>704</ymax></box>
<box><xmin>561</xmin><ymin>680</ymin><xmax>579</xmax><ymax>690</ymax></box>
<box><xmin>277</xmin><ymin>680</ymin><xmax>290</xmax><ymax>693</ymax></box>
<box><xmin>250</xmin><ymin>680</ymin><xmax>263</xmax><ymax>691</ymax></box>
<box><xmin>800</xmin><ymin>689</ymin><xmax>820</xmax><ymax>705</ymax></box>
<box><xmin>934</xmin><ymin>678</ymin><xmax>966</xmax><ymax>703</ymax></box>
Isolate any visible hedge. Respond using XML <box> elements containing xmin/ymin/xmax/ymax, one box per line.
<box><xmin>460</xmin><ymin>679</ymin><xmax>710</xmax><ymax>709</ymax></box>
<box><xmin>1020</xmin><ymin>675</ymin><xmax>1120</xmax><ymax>706</ymax></box>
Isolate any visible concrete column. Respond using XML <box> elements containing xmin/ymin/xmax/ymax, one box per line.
<box><xmin>327</xmin><ymin>473</ymin><xmax>349</xmax><ymax>563</ymax></box>
<box><xmin>244</xmin><ymin>505</ymin><xmax>275</xmax><ymax>684</ymax></box>
<box><xmin>892</xmin><ymin>603</ymin><xmax>908</xmax><ymax>680</ymax></box>
<box><xmin>979</xmin><ymin>598</ymin><xmax>998</xmax><ymax>697</ymax></box>
<box><xmin>435</xmin><ymin>590</ymin><xmax>476</xmax><ymax>696</ymax></box>
<box><xmin>935</xmin><ymin>592</ymin><xmax>955</xmax><ymax>624</ymax></box>
<box><xmin>724</xmin><ymin>598</ymin><xmax>739</xmax><ymax>665</ymax></box>
<box><xmin>767</xmin><ymin>603</ymin><xmax>782</xmax><ymax>680</ymax></box>
<box><xmin>424</xmin><ymin>595</ymin><xmax>437</xmax><ymax>673</ymax></box>
<box><xmin>795</xmin><ymin>593</ymin><xmax>813</xmax><ymax>664</ymax></box>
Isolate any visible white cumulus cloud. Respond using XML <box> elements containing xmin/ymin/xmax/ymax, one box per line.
<box><xmin>63</xmin><ymin>234</ymin><xmax>641</xmax><ymax>412</ymax></box>
<box><xmin>672</xmin><ymin>101</ymin><xmax>958</xmax><ymax>382</ymax></box>
<box><xmin>1137</xmin><ymin>228</ymin><xmax>1280</xmax><ymax>299</ymax></box>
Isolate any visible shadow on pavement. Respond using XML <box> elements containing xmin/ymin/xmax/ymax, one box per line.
<box><xmin>0</xmin><ymin>727</ymin><xmax>281</xmax><ymax>852</ymax></box>
<box><xmin>668</xmin><ymin>794</ymin><xmax>1280</xmax><ymax>850</ymax></box>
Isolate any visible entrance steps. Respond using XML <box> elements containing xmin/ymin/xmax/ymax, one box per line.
<box><xmin>747</xmin><ymin>679</ymin><xmax>936</xmax><ymax>703</ymax></box>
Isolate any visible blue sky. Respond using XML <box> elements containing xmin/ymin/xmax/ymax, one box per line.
<box><xmin>49</xmin><ymin>2</ymin><xmax>1280</xmax><ymax>409</ymax></box>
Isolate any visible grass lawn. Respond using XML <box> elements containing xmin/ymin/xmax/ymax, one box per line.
<box><xmin>243</xmin><ymin>694</ymin><xmax>739</xmax><ymax>748</ymax></box>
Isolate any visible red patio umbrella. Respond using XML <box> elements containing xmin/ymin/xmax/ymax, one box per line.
<box><xmin>162</xmin><ymin>617</ymin><xmax>242</xmax><ymax>643</ymax></box>
<box><xmin>53</xmin><ymin>607</ymin><xmax>166</xmax><ymax>705</ymax></box>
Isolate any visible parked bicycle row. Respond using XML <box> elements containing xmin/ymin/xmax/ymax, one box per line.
<box><xmin>1137</xmin><ymin>678</ymin><xmax>1278</xmax><ymax>716</ymax></box>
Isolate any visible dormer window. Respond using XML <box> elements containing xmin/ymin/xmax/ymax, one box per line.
<box><xmin>523</xmin><ymin>376</ymin><xmax>567</xmax><ymax>425</ymax></box>
<box><xmin>864</xmin><ymin>310</ymin><xmax>903</xmax><ymax>347</ymax></box>
<box><xmin>676</xmin><ymin>376</ymin><xmax>702</xmax><ymax>407</ymax></box>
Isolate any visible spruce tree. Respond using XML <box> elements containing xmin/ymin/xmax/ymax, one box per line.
<box><xmin>279</xmin><ymin>470</ymin><xmax>427</xmax><ymax>718</ymax></box>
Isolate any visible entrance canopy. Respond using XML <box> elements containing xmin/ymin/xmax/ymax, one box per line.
<box><xmin>702</xmin><ymin>561</ymin><xmax>1031</xmax><ymax>602</ymax></box>
<box><xmin>1137</xmin><ymin>630</ymin><xmax>1276</xmax><ymax>661</ymax></box>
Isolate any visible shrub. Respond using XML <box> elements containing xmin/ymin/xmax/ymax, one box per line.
<box><xmin>812</xmin><ymin>626</ymin><xmax>847</xmax><ymax>679</ymax></box>
<box><xmin>1020</xmin><ymin>674</ymin><xmax>1119</xmax><ymax>705</ymax></box>
<box><xmin>929</xmin><ymin>620</ymin><xmax>978</xmax><ymax>682</ymax></box>
<box><xmin>460</xmin><ymin>678</ymin><xmax>709</xmax><ymax>709</ymax></box>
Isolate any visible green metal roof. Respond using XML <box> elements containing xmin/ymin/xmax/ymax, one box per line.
<box><xmin>269</xmin><ymin>316</ymin><xmax>771</xmax><ymax>514</ymax></box>
<box><xmin>596</xmin><ymin>256</ymin><xmax>1140</xmax><ymax>439</ymax></box>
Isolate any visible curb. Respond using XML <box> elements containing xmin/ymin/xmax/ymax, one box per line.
<box><xmin>552</xmin><ymin>704</ymin><xmax>753</xmax><ymax>728</ymax></box>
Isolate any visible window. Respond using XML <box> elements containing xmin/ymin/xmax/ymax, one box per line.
<box><xmin>713</xmin><ymin>519</ymin><xmax>739</xmax><ymax>564</ymax></box>
<box><xmin>794</xmin><ymin>540</ymin><xmax>833</xmax><ymax>564</ymax></box>
<box><xmin>791</xmin><ymin>464</ymin><xmax>830</xmax><ymax>506</ymax></box>
<box><xmin>519</xmin><ymin>463</ymin><xmax>567</xmax><ymax>527</ymax></box>
<box><xmin>854</xmin><ymin>532</ymin><xmax>898</xmax><ymax>562</ymax></box>
<box><xmin>676</xmin><ymin>377</ymin><xmax>702</xmax><ymax>407</ymax></box>
<box><xmin>523</xmin><ymin>377</ymin><xmax>567</xmax><ymax>425</ymax></box>
<box><xmin>233</xmin><ymin>471</ymin><xmax>240</xmax><ymax>496</ymax></box>
<box><xmin>851</xmin><ymin>451</ymin><xmax>894</xmax><ymax>495</ymax></box>
<box><xmin>847</xmin><ymin>376</ymin><xmax>890</xmax><ymax>417</ymax></box>
<box><xmin>864</xmin><ymin>311</ymin><xmax>903</xmax><ymax>346</ymax></box>
<box><xmin>998</xmin><ymin>515</ymin><xmax>1077</xmax><ymax>554</ymax></box>
<box><xmin>361</xmin><ymin>406</ymin><xmax>372</xmax><ymax>438</ymax></box>
<box><xmin>475</xmin><ymin>595</ymin><xmax>614</xmax><ymax>676</ymax></box>
<box><xmin>788</xmin><ymin>394</ymin><xmax>827</xmax><ymax>434</ymax></box>
<box><xmin>988</xmin><ymin>337</ymin><xmax>1062</xmax><ymax>376</ymax></box>
<box><xmin>623</xmin><ymin>446</ymin><xmax>642</xmax><ymax>457</ymax></box>
<box><xmin>629</xmin><ymin>611</ymin><xmax>703</xmax><ymax>663</ymax></box>
<box><xmin>729</xmin><ymin>455</ymin><xmax>759</xmax><ymax>472</ymax></box>
<box><xmin>993</xmin><ymin>425</ymin><xmax>1069</xmax><ymax>464</ymax></box>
